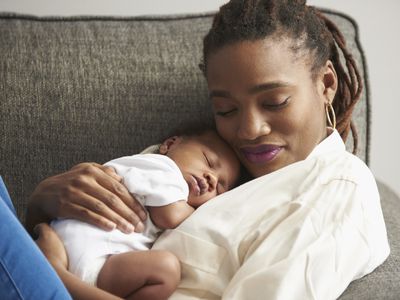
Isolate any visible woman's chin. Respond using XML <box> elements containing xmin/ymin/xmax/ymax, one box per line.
<box><xmin>245</xmin><ymin>159</ymin><xmax>291</xmax><ymax>178</ymax></box>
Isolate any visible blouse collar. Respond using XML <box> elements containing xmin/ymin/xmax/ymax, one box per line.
<box><xmin>306</xmin><ymin>129</ymin><xmax>346</xmax><ymax>160</ymax></box>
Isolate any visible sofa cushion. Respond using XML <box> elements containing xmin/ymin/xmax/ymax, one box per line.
<box><xmin>0</xmin><ymin>8</ymin><xmax>398</xmax><ymax>300</ymax></box>
<box><xmin>0</xmin><ymin>10</ymin><xmax>370</xmax><ymax>220</ymax></box>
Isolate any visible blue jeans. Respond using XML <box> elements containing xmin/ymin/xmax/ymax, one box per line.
<box><xmin>0</xmin><ymin>176</ymin><xmax>71</xmax><ymax>300</ymax></box>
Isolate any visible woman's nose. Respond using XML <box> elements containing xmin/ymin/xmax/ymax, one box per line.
<box><xmin>237</xmin><ymin>110</ymin><xmax>271</xmax><ymax>140</ymax></box>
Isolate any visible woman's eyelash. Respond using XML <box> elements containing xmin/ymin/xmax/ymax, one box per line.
<box><xmin>215</xmin><ymin>109</ymin><xmax>236</xmax><ymax>116</ymax></box>
<box><xmin>263</xmin><ymin>97</ymin><xmax>291</xmax><ymax>108</ymax></box>
<box><xmin>215</xmin><ymin>97</ymin><xmax>290</xmax><ymax>115</ymax></box>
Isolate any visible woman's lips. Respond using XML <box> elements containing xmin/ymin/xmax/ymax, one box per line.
<box><xmin>240</xmin><ymin>144</ymin><xmax>282</xmax><ymax>163</ymax></box>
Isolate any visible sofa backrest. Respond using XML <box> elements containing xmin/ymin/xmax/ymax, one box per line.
<box><xmin>0</xmin><ymin>10</ymin><xmax>370</xmax><ymax>220</ymax></box>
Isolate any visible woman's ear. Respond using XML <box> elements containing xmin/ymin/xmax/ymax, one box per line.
<box><xmin>320</xmin><ymin>60</ymin><xmax>338</xmax><ymax>104</ymax></box>
<box><xmin>159</xmin><ymin>136</ymin><xmax>182</xmax><ymax>154</ymax></box>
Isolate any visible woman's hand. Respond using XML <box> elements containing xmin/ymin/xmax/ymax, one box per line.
<box><xmin>26</xmin><ymin>162</ymin><xmax>146</xmax><ymax>234</ymax></box>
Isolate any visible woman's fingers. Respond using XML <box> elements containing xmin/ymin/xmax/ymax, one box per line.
<box><xmin>88</xmin><ymin>163</ymin><xmax>124</xmax><ymax>183</ymax></box>
<box><xmin>28</xmin><ymin>162</ymin><xmax>146</xmax><ymax>234</ymax></box>
<box><xmin>72</xmin><ymin>163</ymin><xmax>147</xmax><ymax>219</ymax></box>
<box><xmin>65</xmin><ymin>190</ymin><xmax>141</xmax><ymax>233</ymax></box>
<box><xmin>93</xmin><ymin>173</ymin><xmax>147</xmax><ymax>221</ymax></box>
<box><xmin>102</xmin><ymin>165</ymin><xmax>147</xmax><ymax>222</ymax></box>
<box><xmin>60</xmin><ymin>200</ymin><xmax>120</xmax><ymax>231</ymax></box>
<box><xmin>87</xmin><ymin>188</ymin><xmax>143</xmax><ymax>233</ymax></box>
<box><xmin>71</xmin><ymin>163</ymin><xmax>147</xmax><ymax>232</ymax></box>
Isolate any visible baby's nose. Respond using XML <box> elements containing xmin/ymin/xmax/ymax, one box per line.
<box><xmin>205</xmin><ymin>172</ymin><xmax>217</xmax><ymax>191</ymax></box>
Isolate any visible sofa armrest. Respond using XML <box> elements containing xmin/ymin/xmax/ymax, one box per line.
<box><xmin>339</xmin><ymin>180</ymin><xmax>400</xmax><ymax>299</ymax></box>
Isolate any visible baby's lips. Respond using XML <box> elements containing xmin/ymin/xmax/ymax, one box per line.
<box><xmin>188</xmin><ymin>175</ymin><xmax>201</xmax><ymax>196</ymax></box>
<box><xmin>197</xmin><ymin>178</ymin><xmax>208</xmax><ymax>195</ymax></box>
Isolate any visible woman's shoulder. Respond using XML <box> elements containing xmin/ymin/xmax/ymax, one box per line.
<box><xmin>336</xmin><ymin>150</ymin><xmax>374</xmax><ymax>181</ymax></box>
<box><xmin>310</xmin><ymin>130</ymin><xmax>376</xmax><ymax>186</ymax></box>
<box><xmin>307</xmin><ymin>143</ymin><xmax>377</xmax><ymax>194</ymax></box>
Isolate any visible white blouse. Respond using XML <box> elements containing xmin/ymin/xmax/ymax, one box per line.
<box><xmin>153</xmin><ymin>130</ymin><xmax>390</xmax><ymax>300</ymax></box>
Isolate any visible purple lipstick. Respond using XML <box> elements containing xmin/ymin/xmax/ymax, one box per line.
<box><xmin>241</xmin><ymin>144</ymin><xmax>282</xmax><ymax>163</ymax></box>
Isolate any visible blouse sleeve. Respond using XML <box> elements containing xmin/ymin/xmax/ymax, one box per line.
<box><xmin>221</xmin><ymin>170</ymin><xmax>390</xmax><ymax>300</ymax></box>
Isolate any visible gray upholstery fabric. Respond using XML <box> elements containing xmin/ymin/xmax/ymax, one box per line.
<box><xmin>0</xmin><ymin>11</ymin><xmax>369</xmax><ymax>219</ymax></box>
<box><xmin>0</xmin><ymin>10</ymin><xmax>398</xmax><ymax>299</ymax></box>
<box><xmin>0</xmin><ymin>14</ymin><xmax>216</xmax><ymax>220</ymax></box>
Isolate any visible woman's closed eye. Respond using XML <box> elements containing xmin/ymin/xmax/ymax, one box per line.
<box><xmin>215</xmin><ymin>108</ymin><xmax>237</xmax><ymax>117</ymax></box>
<box><xmin>262</xmin><ymin>96</ymin><xmax>291</xmax><ymax>110</ymax></box>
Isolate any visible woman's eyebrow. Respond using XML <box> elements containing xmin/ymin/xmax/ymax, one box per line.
<box><xmin>209</xmin><ymin>90</ymin><xmax>231</xmax><ymax>99</ymax></box>
<box><xmin>209</xmin><ymin>81</ymin><xmax>292</xmax><ymax>99</ymax></box>
<box><xmin>248</xmin><ymin>81</ymin><xmax>292</xmax><ymax>94</ymax></box>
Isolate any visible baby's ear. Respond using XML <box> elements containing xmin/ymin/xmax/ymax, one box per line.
<box><xmin>159</xmin><ymin>136</ymin><xmax>182</xmax><ymax>154</ymax></box>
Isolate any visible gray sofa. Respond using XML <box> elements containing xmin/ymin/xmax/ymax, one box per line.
<box><xmin>0</xmin><ymin>9</ymin><xmax>399</xmax><ymax>299</ymax></box>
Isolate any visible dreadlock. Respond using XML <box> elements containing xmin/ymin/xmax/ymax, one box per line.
<box><xmin>200</xmin><ymin>0</ymin><xmax>362</xmax><ymax>154</ymax></box>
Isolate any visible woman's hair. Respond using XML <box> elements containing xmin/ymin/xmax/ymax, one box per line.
<box><xmin>200</xmin><ymin>0</ymin><xmax>362</xmax><ymax>153</ymax></box>
<box><xmin>160</xmin><ymin>120</ymin><xmax>217</xmax><ymax>143</ymax></box>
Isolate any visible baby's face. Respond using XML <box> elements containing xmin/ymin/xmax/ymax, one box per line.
<box><xmin>164</xmin><ymin>131</ymin><xmax>240</xmax><ymax>207</ymax></box>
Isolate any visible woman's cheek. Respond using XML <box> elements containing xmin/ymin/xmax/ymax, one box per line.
<box><xmin>215</xmin><ymin>119</ymin><xmax>234</xmax><ymax>144</ymax></box>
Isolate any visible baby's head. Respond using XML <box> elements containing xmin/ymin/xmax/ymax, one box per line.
<box><xmin>159</xmin><ymin>126</ymin><xmax>240</xmax><ymax>208</ymax></box>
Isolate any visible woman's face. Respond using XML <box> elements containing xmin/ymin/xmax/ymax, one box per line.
<box><xmin>206</xmin><ymin>38</ymin><xmax>335</xmax><ymax>177</ymax></box>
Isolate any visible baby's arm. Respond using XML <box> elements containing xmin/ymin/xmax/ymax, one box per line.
<box><xmin>147</xmin><ymin>201</ymin><xmax>194</xmax><ymax>229</ymax></box>
<box><xmin>97</xmin><ymin>250</ymin><xmax>180</xmax><ymax>300</ymax></box>
<box><xmin>54</xmin><ymin>267</ymin><xmax>121</xmax><ymax>300</ymax></box>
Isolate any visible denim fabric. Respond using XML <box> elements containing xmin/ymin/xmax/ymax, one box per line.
<box><xmin>0</xmin><ymin>177</ymin><xmax>71</xmax><ymax>300</ymax></box>
<box><xmin>0</xmin><ymin>176</ymin><xmax>15</xmax><ymax>213</ymax></box>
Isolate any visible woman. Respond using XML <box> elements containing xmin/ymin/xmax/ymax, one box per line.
<box><xmin>30</xmin><ymin>0</ymin><xmax>389</xmax><ymax>299</ymax></box>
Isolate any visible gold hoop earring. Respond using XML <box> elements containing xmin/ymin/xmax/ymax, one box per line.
<box><xmin>325</xmin><ymin>102</ymin><xmax>336</xmax><ymax>130</ymax></box>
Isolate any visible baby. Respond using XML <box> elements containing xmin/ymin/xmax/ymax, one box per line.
<box><xmin>51</xmin><ymin>127</ymin><xmax>240</xmax><ymax>300</ymax></box>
